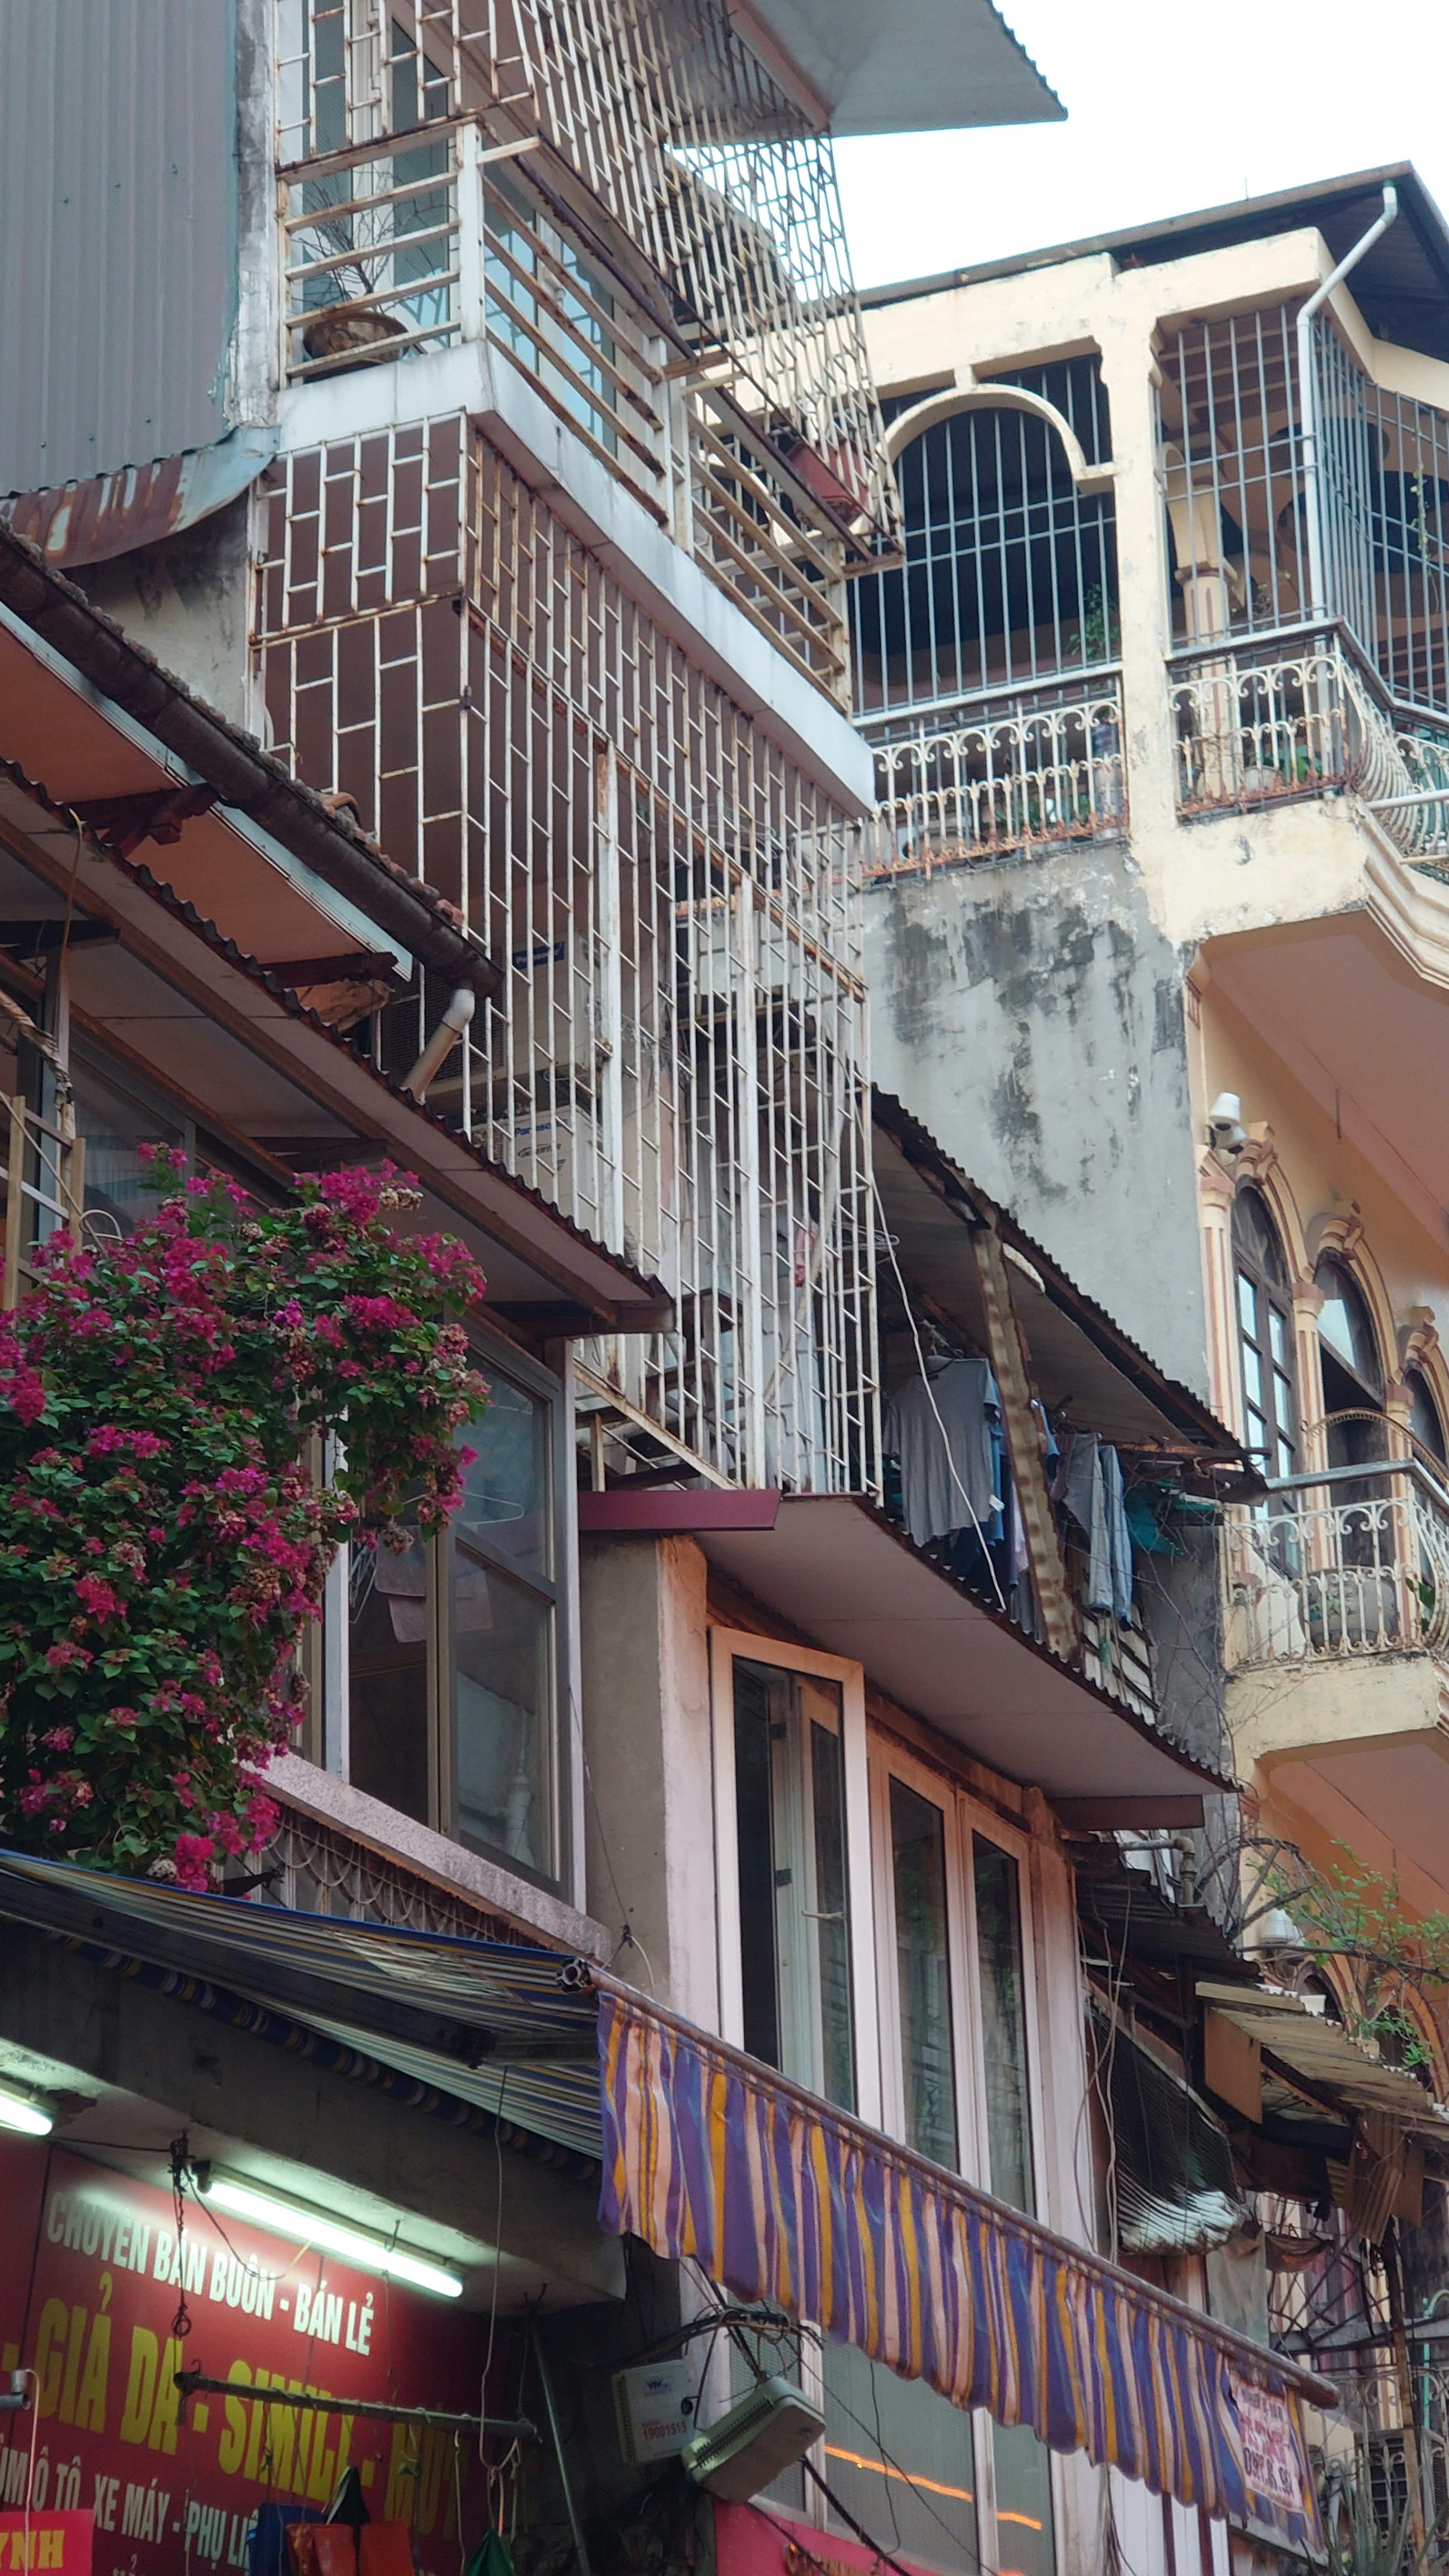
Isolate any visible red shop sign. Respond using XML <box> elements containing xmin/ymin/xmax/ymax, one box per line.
<box><xmin>0</xmin><ymin>2141</ymin><xmax>491</xmax><ymax>2576</ymax></box>
<box><xmin>714</xmin><ymin>2500</ymin><xmax>939</xmax><ymax>2576</ymax></box>
<box><xmin>0</xmin><ymin>2513</ymin><xmax>94</xmax><ymax>2576</ymax></box>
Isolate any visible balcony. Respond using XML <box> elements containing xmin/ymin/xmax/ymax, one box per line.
<box><xmin>1221</xmin><ymin>1459</ymin><xmax>1449</xmax><ymax>1886</ymax></box>
<box><xmin>1169</xmin><ymin>626</ymin><xmax>1449</xmax><ymax>855</ymax></box>
<box><xmin>864</xmin><ymin>678</ymin><xmax>1126</xmax><ymax>883</ymax></box>
<box><xmin>274</xmin><ymin>0</ymin><xmax>897</xmax><ymax>712</ymax></box>
<box><xmin>1223</xmin><ymin>1459</ymin><xmax>1449</xmax><ymax>1669</ymax></box>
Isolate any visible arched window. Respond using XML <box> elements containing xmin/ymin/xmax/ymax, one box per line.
<box><xmin>851</xmin><ymin>357</ymin><xmax>1118</xmax><ymax>717</ymax></box>
<box><xmin>1313</xmin><ymin>1255</ymin><xmax>1386</xmax><ymax>1466</ymax></box>
<box><xmin>1232</xmin><ymin>1187</ymin><xmax>1296</xmax><ymax>1478</ymax></box>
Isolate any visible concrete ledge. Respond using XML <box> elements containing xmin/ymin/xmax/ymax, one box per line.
<box><xmin>278</xmin><ymin>340</ymin><xmax>876</xmax><ymax>815</ymax></box>
<box><xmin>266</xmin><ymin>1752</ymin><xmax>609</xmax><ymax>1959</ymax></box>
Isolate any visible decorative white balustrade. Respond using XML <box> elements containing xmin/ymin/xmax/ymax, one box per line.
<box><xmin>865</xmin><ymin>685</ymin><xmax>1126</xmax><ymax>881</ymax></box>
<box><xmin>1222</xmin><ymin>1459</ymin><xmax>1449</xmax><ymax>1669</ymax></box>
<box><xmin>1170</xmin><ymin>632</ymin><xmax>1449</xmax><ymax>857</ymax></box>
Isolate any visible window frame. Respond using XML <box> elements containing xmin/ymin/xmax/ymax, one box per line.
<box><xmin>868</xmin><ymin>1737</ymin><xmax>1046</xmax><ymax>2212</ymax></box>
<box><xmin>337</xmin><ymin>1321</ymin><xmax>574</xmax><ymax>1895</ymax></box>
<box><xmin>709</xmin><ymin>1664</ymin><xmax>1059</xmax><ymax>2576</ymax></box>
<box><xmin>1231</xmin><ymin>1186</ymin><xmax>1298</xmax><ymax>1479</ymax></box>
<box><xmin>709</xmin><ymin>1627</ymin><xmax>879</xmax><ymax>2128</ymax></box>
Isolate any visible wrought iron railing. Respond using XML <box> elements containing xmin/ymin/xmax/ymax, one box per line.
<box><xmin>864</xmin><ymin>680</ymin><xmax>1126</xmax><ymax>881</ymax></box>
<box><xmin>1169</xmin><ymin>627</ymin><xmax>1449</xmax><ymax>857</ymax></box>
<box><xmin>255</xmin><ymin>1795</ymin><xmax>555</xmax><ymax>1945</ymax></box>
<box><xmin>1221</xmin><ymin>1458</ymin><xmax>1449</xmax><ymax>1668</ymax></box>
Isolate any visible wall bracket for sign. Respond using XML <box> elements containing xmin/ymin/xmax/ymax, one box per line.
<box><xmin>175</xmin><ymin>2374</ymin><xmax>538</xmax><ymax>2441</ymax></box>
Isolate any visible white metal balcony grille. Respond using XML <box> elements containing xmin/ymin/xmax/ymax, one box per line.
<box><xmin>275</xmin><ymin>0</ymin><xmax>896</xmax><ymax>547</ymax></box>
<box><xmin>1222</xmin><ymin>1459</ymin><xmax>1449</xmax><ymax>1669</ymax></box>
<box><xmin>255</xmin><ymin>420</ymin><xmax>878</xmax><ymax>1496</ymax></box>
<box><xmin>1169</xmin><ymin>628</ymin><xmax>1449</xmax><ymax>855</ymax></box>
<box><xmin>863</xmin><ymin>681</ymin><xmax>1126</xmax><ymax>882</ymax></box>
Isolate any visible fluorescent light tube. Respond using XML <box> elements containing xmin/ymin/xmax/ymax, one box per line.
<box><xmin>202</xmin><ymin>2174</ymin><xmax>463</xmax><ymax>2299</ymax></box>
<box><xmin>0</xmin><ymin>2084</ymin><xmax>52</xmax><ymax>2137</ymax></box>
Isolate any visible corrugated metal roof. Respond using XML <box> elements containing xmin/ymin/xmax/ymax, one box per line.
<box><xmin>0</xmin><ymin>1848</ymin><xmax>606</xmax><ymax>2160</ymax></box>
<box><xmin>0</xmin><ymin>0</ymin><xmax>238</xmax><ymax>495</ymax></box>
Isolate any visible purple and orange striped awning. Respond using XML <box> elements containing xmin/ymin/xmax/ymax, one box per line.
<box><xmin>591</xmin><ymin>1979</ymin><xmax>1331</xmax><ymax>2556</ymax></box>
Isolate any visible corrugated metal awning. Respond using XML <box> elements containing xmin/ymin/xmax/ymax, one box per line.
<box><xmin>1197</xmin><ymin>1981</ymin><xmax>1449</xmax><ymax>2138</ymax></box>
<box><xmin>0</xmin><ymin>1848</ymin><xmax>603</xmax><ymax>2158</ymax></box>
<box><xmin>1096</xmin><ymin>2006</ymin><xmax>1251</xmax><ymax>2253</ymax></box>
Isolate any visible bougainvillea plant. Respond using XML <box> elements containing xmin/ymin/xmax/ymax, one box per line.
<box><xmin>0</xmin><ymin>1153</ymin><xmax>486</xmax><ymax>1888</ymax></box>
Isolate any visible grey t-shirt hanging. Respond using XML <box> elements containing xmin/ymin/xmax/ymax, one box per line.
<box><xmin>884</xmin><ymin>1359</ymin><xmax>999</xmax><ymax>1548</ymax></box>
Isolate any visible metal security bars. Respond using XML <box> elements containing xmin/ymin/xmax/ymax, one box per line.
<box><xmin>852</xmin><ymin>357</ymin><xmax>1117</xmax><ymax>719</ymax></box>
<box><xmin>1157</xmin><ymin>301</ymin><xmax>1449</xmax><ymax>727</ymax></box>
<box><xmin>864</xmin><ymin>681</ymin><xmax>1126</xmax><ymax>881</ymax></box>
<box><xmin>1157</xmin><ymin>304</ymin><xmax>1309</xmax><ymax>646</ymax></box>
<box><xmin>274</xmin><ymin>0</ymin><xmax>896</xmax><ymax>547</ymax></box>
<box><xmin>1308</xmin><ymin>314</ymin><xmax>1449</xmax><ymax>721</ymax></box>
<box><xmin>255</xmin><ymin>422</ymin><xmax>878</xmax><ymax>1496</ymax></box>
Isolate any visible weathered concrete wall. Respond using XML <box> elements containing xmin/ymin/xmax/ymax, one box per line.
<box><xmin>578</xmin><ymin>1533</ymin><xmax>718</xmax><ymax>2028</ymax></box>
<box><xmin>74</xmin><ymin>495</ymin><xmax>255</xmax><ymax>726</ymax></box>
<box><xmin>867</xmin><ymin>836</ymin><xmax>1209</xmax><ymax>1394</ymax></box>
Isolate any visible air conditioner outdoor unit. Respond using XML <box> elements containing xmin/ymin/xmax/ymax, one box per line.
<box><xmin>681</xmin><ymin>2373</ymin><xmax>824</xmax><ymax>2503</ymax></box>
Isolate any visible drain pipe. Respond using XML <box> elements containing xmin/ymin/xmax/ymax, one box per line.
<box><xmin>406</xmin><ymin>986</ymin><xmax>475</xmax><ymax>1101</ymax></box>
<box><xmin>1298</xmin><ymin>183</ymin><xmax>1398</xmax><ymax>620</ymax></box>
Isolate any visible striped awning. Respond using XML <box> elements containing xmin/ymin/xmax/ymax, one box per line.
<box><xmin>592</xmin><ymin>1979</ymin><xmax>1332</xmax><ymax>2556</ymax></box>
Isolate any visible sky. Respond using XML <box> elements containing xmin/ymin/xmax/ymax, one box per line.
<box><xmin>833</xmin><ymin>0</ymin><xmax>1449</xmax><ymax>293</ymax></box>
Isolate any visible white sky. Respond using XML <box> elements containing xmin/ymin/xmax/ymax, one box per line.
<box><xmin>834</xmin><ymin>0</ymin><xmax>1449</xmax><ymax>293</ymax></box>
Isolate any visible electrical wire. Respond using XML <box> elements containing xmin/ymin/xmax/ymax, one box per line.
<box><xmin>872</xmin><ymin>1176</ymin><xmax>1007</xmax><ymax>1613</ymax></box>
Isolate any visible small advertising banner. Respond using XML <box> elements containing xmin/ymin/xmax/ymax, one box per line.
<box><xmin>0</xmin><ymin>2512</ymin><xmax>94</xmax><ymax>2575</ymax></box>
<box><xmin>0</xmin><ymin>2139</ymin><xmax>491</xmax><ymax>2576</ymax></box>
<box><xmin>1229</xmin><ymin>2371</ymin><xmax>1306</xmax><ymax>2514</ymax></box>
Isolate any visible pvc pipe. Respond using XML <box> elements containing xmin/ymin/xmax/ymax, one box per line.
<box><xmin>1298</xmin><ymin>185</ymin><xmax>1398</xmax><ymax>620</ymax></box>
<box><xmin>406</xmin><ymin>985</ymin><xmax>475</xmax><ymax>1101</ymax></box>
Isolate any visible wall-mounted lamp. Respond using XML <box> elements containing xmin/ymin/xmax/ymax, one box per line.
<box><xmin>1206</xmin><ymin>1091</ymin><xmax>1247</xmax><ymax>1155</ymax></box>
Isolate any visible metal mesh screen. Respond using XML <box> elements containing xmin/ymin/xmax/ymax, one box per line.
<box><xmin>255</xmin><ymin>418</ymin><xmax>878</xmax><ymax>1496</ymax></box>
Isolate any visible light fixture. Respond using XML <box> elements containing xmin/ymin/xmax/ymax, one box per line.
<box><xmin>198</xmin><ymin>2173</ymin><xmax>464</xmax><ymax>2299</ymax></box>
<box><xmin>1206</xmin><ymin>1091</ymin><xmax>1247</xmax><ymax>1155</ymax></box>
<box><xmin>0</xmin><ymin>2082</ymin><xmax>53</xmax><ymax>2137</ymax></box>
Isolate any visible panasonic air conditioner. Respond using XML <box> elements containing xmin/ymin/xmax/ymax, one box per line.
<box><xmin>681</xmin><ymin>2374</ymin><xmax>824</xmax><ymax>2503</ymax></box>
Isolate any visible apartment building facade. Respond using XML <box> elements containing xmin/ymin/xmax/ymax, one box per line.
<box><xmin>855</xmin><ymin>164</ymin><xmax>1449</xmax><ymax>2544</ymax></box>
<box><xmin>0</xmin><ymin>17</ymin><xmax>1375</xmax><ymax>2576</ymax></box>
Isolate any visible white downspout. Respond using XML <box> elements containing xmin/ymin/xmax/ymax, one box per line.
<box><xmin>1298</xmin><ymin>183</ymin><xmax>1398</xmax><ymax>620</ymax></box>
<box><xmin>406</xmin><ymin>987</ymin><xmax>475</xmax><ymax>1101</ymax></box>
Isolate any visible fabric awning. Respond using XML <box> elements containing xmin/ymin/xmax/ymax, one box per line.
<box><xmin>591</xmin><ymin>1978</ymin><xmax>1333</xmax><ymax>2555</ymax></box>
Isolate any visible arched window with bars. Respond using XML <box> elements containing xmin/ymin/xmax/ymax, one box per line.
<box><xmin>852</xmin><ymin>357</ymin><xmax>1118</xmax><ymax>720</ymax></box>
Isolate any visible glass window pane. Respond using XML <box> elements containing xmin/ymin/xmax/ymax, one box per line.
<box><xmin>733</xmin><ymin>1659</ymin><xmax>855</xmax><ymax>2110</ymax></box>
<box><xmin>973</xmin><ymin>1837</ymin><xmax>1034</xmax><ymax>2214</ymax></box>
<box><xmin>1244</xmin><ymin>1407</ymin><xmax>1266</xmax><ymax>1455</ymax></box>
<box><xmin>1314</xmin><ymin>1258</ymin><xmax>1383</xmax><ymax>1396</ymax></box>
<box><xmin>992</xmin><ymin>2420</ymin><xmax>1055</xmax><ymax>2576</ymax></box>
<box><xmin>454</xmin><ymin>1552</ymin><xmax>553</xmax><ymax>1874</ymax></box>
<box><xmin>348</xmin><ymin>1541</ymin><xmax>430</xmax><ymax>1825</ymax></box>
<box><xmin>73</xmin><ymin>1061</ymin><xmax>183</xmax><ymax>1236</ymax></box>
<box><xmin>1237</xmin><ymin>1272</ymin><xmax>1257</xmax><ymax>1336</ymax></box>
<box><xmin>734</xmin><ymin>1662</ymin><xmax>782</xmax><ymax>2071</ymax></box>
<box><xmin>1269</xmin><ymin>1309</ymin><xmax>1289</xmax><ymax>1366</ymax></box>
<box><xmin>823</xmin><ymin>2340</ymin><xmax>978</xmax><ymax>2576</ymax></box>
<box><xmin>809</xmin><ymin>1700</ymin><xmax>855</xmax><ymax>2114</ymax></box>
<box><xmin>1241</xmin><ymin>1343</ymin><xmax>1263</xmax><ymax>1407</ymax></box>
<box><xmin>890</xmin><ymin>1778</ymin><xmax>957</xmax><ymax>2168</ymax></box>
<box><xmin>1276</xmin><ymin>1437</ymin><xmax>1294</xmax><ymax>1479</ymax></box>
<box><xmin>455</xmin><ymin>1373</ymin><xmax>551</xmax><ymax>1581</ymax></box>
